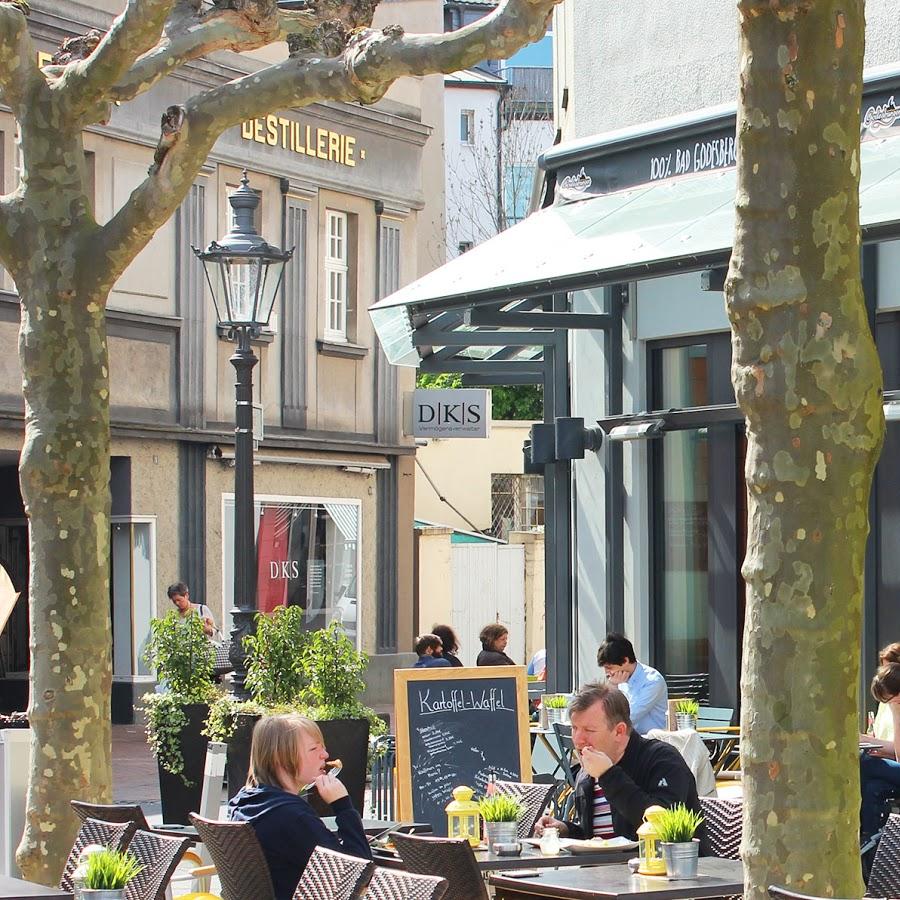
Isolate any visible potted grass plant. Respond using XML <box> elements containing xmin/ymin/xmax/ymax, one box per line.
<box><xmin>674</xmin><ymin>698</ymin><xmax>700</xmax><ymax>731</ymax></box>
<box><xmin>479</xmin><ymin>794</ymin><xmax>525</xmax><ymax>850</ymax></box>
<box><xmin>655</xmin><ymin>803</ymin><xmax>704</xmax><ymax>879</ymax></box>
<box><xmin>142</xmin><ymin>611</ymin><xmax>217</xmax><ymax>824</ymax></box>
<box><xmin>78</xmin><ymin>848</ymin><xmax>143</xmax><ymax>900</ymax></box>
<box><xmin>544</xmin><ymin>694</ymin><xmax>569</xmax><ymax>727</ymax></box>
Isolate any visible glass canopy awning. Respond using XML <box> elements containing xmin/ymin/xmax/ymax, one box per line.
<box><xmin>370</xmin><ymin>132</ymin><xmax>900</xmax><ymax>369</ymax></box>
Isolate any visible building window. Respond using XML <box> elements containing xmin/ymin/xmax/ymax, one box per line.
<box><xmin>490</xmin><ymin>473</ymin><xmax>544</xmax><ymax>541</ymax></box>
<box><xmin>110</xmin><ymin>517</ymin><xmax>156</xmax><ymax>678</ymax></box>
<box><xmin>458</xmin><ymin>241</ymin><xmax>474</xmax><ymax>255</ymax></box>
<box><xmin>324</xmin><ymin>210</ymin><xmax>349</xmax><ymax>341</ymax></box>
<box><xmin>504</xmin><ymin>164</ymin><xmax>533</xmax><ymax>226</ymax></box>
<box><xmin>460</xmin><ymin>109</ymin><xmax>475</xmax><ymax>145</ymax></box>
<box><xmin>222</xmin><ymin>495</ymin><xmax>361</xmax><ymax>645</ymax></box>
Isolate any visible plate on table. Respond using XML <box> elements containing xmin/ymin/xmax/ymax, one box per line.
<box><xmin>860</xmin><ymin>741</ymin><xmax>881</xmax><ymax>750</ymax></box>
<box><xmin>559</xmin><ymin>837</ymin><xmax>639</xmax><ymax>854</ymax></box>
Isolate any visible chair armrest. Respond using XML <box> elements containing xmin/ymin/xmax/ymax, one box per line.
<box><xmin>190</xmin><ymin>865</ymin><xmax>218</xmax><ymax>878</ymax></box>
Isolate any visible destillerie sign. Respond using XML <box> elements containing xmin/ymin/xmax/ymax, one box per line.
<box><xmin>411</xmin><ymin>389</ymin><xmax>491</xmax><ymax>439</ymax></box>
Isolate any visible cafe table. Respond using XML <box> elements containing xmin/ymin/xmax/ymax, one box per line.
<box><xmin>490</xmin><ymin>857</ymin><xmax>744</xmax><ymax>899</ymax></box>
<box><xmin>374</xmin><ymin>841</ymin><xmax>635</xmax><ymax>873</ymax></box>
<box><xmin>0</xmin><ymin>875</ymin><xmax>71</xmax><ymax>899</ymax></box>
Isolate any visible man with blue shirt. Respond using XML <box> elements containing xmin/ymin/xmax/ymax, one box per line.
<box><xmin>597</xmin><ymin>633</ymin><xmax>668</xmax><ymax>734</ymax></box>
<box><xmin>413</xmin><ymin>633</ymin><xmax>452</xmax><ymax>668</ymax></box>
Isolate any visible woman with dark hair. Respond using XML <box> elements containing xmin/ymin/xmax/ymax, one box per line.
<box><xmin>431</xmin><ymin>624</ymin><xmax>463</xmax><ymax>666</ymax></box>
<box><xmin>860</xmin><ymin>661</ymin><xmax>900</xmax><ymax>841</ymax></box>
<box><xmin>477</xmin><ymin>622</ymin><xmax>516</xmax><ymax>666</ymax></box>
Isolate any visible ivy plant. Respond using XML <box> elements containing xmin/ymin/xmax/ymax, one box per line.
<box><xmin>142</xmin><ymin>611</ymin><xmax>216</xmax><ymax>782</ymax></box>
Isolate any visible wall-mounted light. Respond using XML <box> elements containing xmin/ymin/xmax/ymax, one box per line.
<box><xmin>607</xmin><ymin>419</ymin><xmax>665</xmax><ymax>442</ymax></box>
<box><xmin>884</xmin><ymin>402</ymin><xmax>900</xmax><ymax>423</ymax></box>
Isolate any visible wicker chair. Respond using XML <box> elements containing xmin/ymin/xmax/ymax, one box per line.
<box><xmin>70</xmin><ymin>800</ymin><xmax>151</xmax><ymax>831</ymax></box>
<box><xmin>364</xmin><ymin>867</ymin><xmax>449</xmax><ymax>900</ymax></box>
<box><xmin>292</xmin><ymin>847</ymin><xmax>374</xmax><ymax>900</ymax></box>
<box><xmin>60</xmin><ymin>818</ymin><xmax>138</xmax><ymax>892</ymax></box>
<box><xmin>123</xmin><ymin>830</ymin><xmax>191</xmax><ymax>900</ymax></box>
<box><xmin>866</xmin><ymin>811</ymin><xmax>900</xmax><ymax>898</ymax></box>
<box><xmin>700</xmin><ymin>797</ymin><xmax>742</xmax><ymax>859</ymax></box>
<box><xmin>391</xmin><ymin>834</ymin><xmax>487</xmax><ymax>900</ymax></box>
<box><xmin>495</xmin><ymin>780</ymin><xmax>557</xmax><ymax>839</ymax></box>
<box><xmin>190</xmin><ymin>813</ymin><xmax>275</xmax><ymax>900</ymax></box>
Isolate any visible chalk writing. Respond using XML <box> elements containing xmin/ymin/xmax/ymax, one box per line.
<box><xmin>417</xmin><ymin>687</ymin><xmax>513</xmax><ymax>715</ymax></box>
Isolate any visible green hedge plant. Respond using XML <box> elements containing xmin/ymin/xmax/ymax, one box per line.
<box><xmin>142</xmin><ymin>611</ymin><xmax>216</xmax><ymax>782</ymax></box>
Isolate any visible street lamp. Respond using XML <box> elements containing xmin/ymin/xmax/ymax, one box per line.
<box><xmin>193</xmin><ymin>170</ymin><xmax>293</xmax><ymax>700</ymax></box>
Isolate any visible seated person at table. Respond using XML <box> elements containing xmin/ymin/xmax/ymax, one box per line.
<box><xmin>535</xmin><ymin>682</ymin><xmax>702</xmax><ymax>843</ymax></box>
<box><xmin>414</xmin><ymin>633</ymin><xmax>452</xmax><ymax>668</ymax></box>
<box><xmin>597</xmin><ymin>632</ymin><xmax>668</xmax><ymax>734</ymax></box>
<box><xmin>229</xmin><ymin>714</ymin><xmax>371</xmax><ymax>900</ymax></box>
<box><xmin>860</xmin><ymin>660</ymin><xmax>900</xmax><ymax>840</ymax></box>
<box><xmin>477</xmin><ymin>622</ymin><xmax>517</xmax><ymax>666</ymax></box>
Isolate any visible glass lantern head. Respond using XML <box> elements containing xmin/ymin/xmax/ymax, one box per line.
<box><xmin>193</xmin><ymin>170</ymin><xmax>293</xmax><ymax>330</ymax></box>
<box><xmin>446</xmin><ymin>785</ymin><xmax>481</xmax><ymax>847</ymax></box>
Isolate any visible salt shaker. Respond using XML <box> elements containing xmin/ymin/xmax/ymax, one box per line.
<box><xmin>539</xmin><ymin>826</ymin><xmax>561</xmax><ymax>855</ymax></box>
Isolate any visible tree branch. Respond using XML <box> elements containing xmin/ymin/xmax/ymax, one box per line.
<box><xmin>108</xmin><ymin>1</ymin><xmax>375</xmax><ymax>105</ymax></box>
<box><xmin>0</xmin><ymin>192</ymin><xmax>25</xmax><ymax>274</ymax></box>
<box><xmin>59</xmin><ymin>0</ymin><xmax>176</xmax><ymax>115</ymax></box>
<box><xmin>94</xmin><ymin>0</ymin><xmax>561</xmax><ymax>281</ymax></box>
<box><xmin>0</xmin><ymin>4</ymin><xmax>46</xmax><ymax>119</ymax></box>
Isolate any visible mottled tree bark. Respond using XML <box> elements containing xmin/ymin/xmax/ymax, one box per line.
<box><xmin>0</xmin><ymin>0</ymin><xmax>563</xmax><ymax>882</ymax></box>
<box><xmin>727</xmin><ymin>3</ymin><xmax>881</xmax><ymax>898</ymax></box>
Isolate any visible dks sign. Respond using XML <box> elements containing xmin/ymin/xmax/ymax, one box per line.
<box><xmin>411</xmin><ymin>389</ymin><xmax>491</xmax><ymax>439</ymax></box>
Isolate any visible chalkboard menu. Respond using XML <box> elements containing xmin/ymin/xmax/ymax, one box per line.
<box><xmin>394</xmin><ymin>666</ymin><xmax>531</xmax><ymax>835</ymax></box>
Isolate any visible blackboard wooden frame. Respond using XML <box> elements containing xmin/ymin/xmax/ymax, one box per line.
<box><xmin>394</xmin><ymin>665</ymin><xmax>532</xmax><ymax>828</ymax></box>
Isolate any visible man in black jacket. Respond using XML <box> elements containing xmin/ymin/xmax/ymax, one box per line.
<box><xmin>536</xmin><ymin>682</ymin><xmax>703</xmax><ymax>842</ymax></box>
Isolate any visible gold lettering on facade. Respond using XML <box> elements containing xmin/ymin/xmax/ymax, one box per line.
<box><xmin>239</xmin><ymin>117</ymin><xmax>364</xmax><ymax>167</ymax></box>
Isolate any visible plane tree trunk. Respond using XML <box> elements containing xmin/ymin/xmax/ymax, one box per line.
<box><xmin>727</xmin><ymin>3</ymin><xmax>882</xmax><ymax>897</ymax></box>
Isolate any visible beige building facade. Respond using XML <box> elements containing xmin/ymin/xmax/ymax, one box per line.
<box><xmin>0</xmin><ymin>0</ymin><xmax>445</xmax><ymax>720</ymax></box>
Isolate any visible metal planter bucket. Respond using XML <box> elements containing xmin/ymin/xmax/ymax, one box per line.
<box><xmin>546</xmin><ymin>707</ymin><xmax>568</xmax><ymax>727</ymax></box>
<box><xmin>675</xmin><ymin>713</ymin><xmax>697</xmax><ymax>731</ymax></box>
<box><xmin>79</xmin><ymin>890</ymin><xmax>126</xmax><ymax>900</ymax></box>
<box><xmin>483</xmin><ymin>820</ymin><xmax>519</xmax><ymax>850</ymax></box>
<box><xmin>662</xmin><ymin>840</ymin><xmax>700</xmax><ymax>879</ymax></box>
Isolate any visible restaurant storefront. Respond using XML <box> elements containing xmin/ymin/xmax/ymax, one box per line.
<box><xmin>371</xmin><ymin>65</ymin><xmax>900</xmax><ymax>703</ymax></box>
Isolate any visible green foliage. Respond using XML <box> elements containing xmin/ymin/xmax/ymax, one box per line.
<box><xmin>82</xmin><ymin>849</ymin><xmax>142</xmax><ymax>890</ymax></box>
<box><xmin>544</xmin><ymin>695</ymin><xmax>569</xmax><ymax>709</ymax></box>
<box><xmin>674</xmin><ymin>699</ymin><xmax>700</xmax><ymax>716</ymax></box>
<box><xmin>300</xmin><ymin>621</ymin><xmax>366</xmax><ymax>709</ymax></box>
<box><xmin>415</xmin><ymin>372</ymin><xmax>543</xmax><ymax>421</ymax></box>
<box><xmin>655</xmin><ymin>804</ymin><xmax>704</xmax><ymax>843</ymax></box>
<box><xmin>143</xmin><ymin>611</ymin><xmax>214</xmax><ymax>696</ymax></box>
<box><xmin>244</xmin><ymin>606</ymin><xmax>309</xmax><ymax>707</ymax></box>
<box><xmin>141</xmin><ymin>612</ymin><xmax>216</xmax><ymax>781</ymax></box>
<box><xmin>479</xmin><ymin>795</ymin><xmax>525</xmax><ymax>822</ymax></box>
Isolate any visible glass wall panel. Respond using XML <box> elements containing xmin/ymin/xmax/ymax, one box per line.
<box><xmin>653</xmin><ymin>344</ymin><xmax>710</xmax><ymax>674</ymax></box>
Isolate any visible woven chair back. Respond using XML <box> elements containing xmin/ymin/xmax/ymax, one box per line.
<box><xmin>700</xmin><ymin>797</ymin><xmax>742</xmax><ymax>859</ymax></box>
<box><xmin>190</xmin><ymin>813</ymin><xmax>275</xmax><ymax>900</ymax></box>
<box><xmin>60</xmin><ymin>818</ymin><xmax>138</xmax><ymax>892</ymax></box>
<box><xmin>364</xmin><ymin>867</ymin><xmax>449</xmax><ymax>900</ymax></box>
<box><xmin>495</xmin><ymin>780</ymin><xmax>557</xmax><ymax>839</ymax></box>
<box><xmin>867</xmin><ymin>811</ymin><xmax>900</xmax><ymax>898</ymax></box>
<box><xmin>123</xmin><ymin>830</ymin><xmax>190</xmax><ymax>900</ymax></box>
<box><xmin>70</xmin><ymin>800</ymin><xmax>151</xmax><ymax>831</ymax></box>
<box><xmin>292</xmin><ymin>846</ymin><xmax>374</xmax><ymax>900</ymax></box>
<box><xmin>392</xmin><ymin>833</ymin><xmax>487</xmax><ymax>900</ymax></box>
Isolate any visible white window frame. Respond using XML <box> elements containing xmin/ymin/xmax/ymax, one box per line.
<box><xmin>324</xmin><ymin>210</ymin><xmax>349</xmax><ymax>342</ymax></box>
<box><xmin>221</xmin><ymin>493</ymin><xmax>363</xmax><ymax>649</ymax></box>
<box><xmin>460</xmin><ymin>109</ymin><xmax>475</xmax><ymax>145</ymax></box>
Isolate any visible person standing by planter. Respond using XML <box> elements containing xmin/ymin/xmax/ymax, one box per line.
<box><xmin>229</xmin><ymin>713</ymin><xmax>371</xmax><ymax>900</ymax></box>
<box><xmin>477</xmin><ymin>623</ymin><xmax>516</xmax><ymax>666</ymax></box>
<box><xmin>414</xmin><ymin>634</ymin><xmax>452</xmax><ymax>668</ymax></box>
<box><xmin>431</xmin><ymin>624</ymin><xmax>463</xmax><ymax>667</ymax></box>
<box><xmin>534</xmin><ymin>682</ymin><xmax>703</xmax><ymax>845</ymax></box>
<box><xmin>597</xmin><ymin>632</ymin><xmax>668</xmax><ymax>734</ymax></box>
<box><xmin>167</xmin><ymin>582</ymin><xmax>219</xmax><ymax>640</ymax></box>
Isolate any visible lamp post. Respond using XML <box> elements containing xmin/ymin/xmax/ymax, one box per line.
<box><xmin>193</xmin><ymin>170</ymin><xmax>293</xmax><ymax>700</ymax></box>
